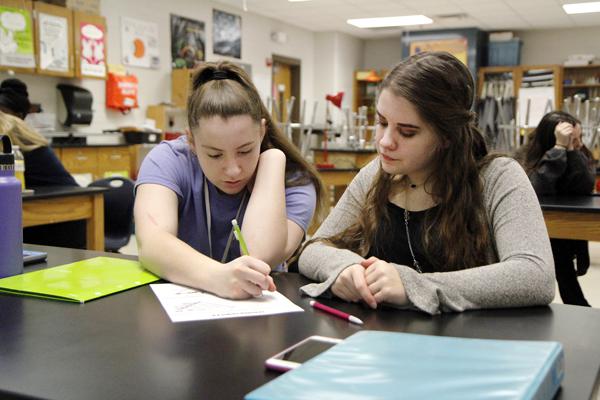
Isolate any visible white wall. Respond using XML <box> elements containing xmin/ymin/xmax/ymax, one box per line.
<box><xmin>312</xmin><ymin>32</ymin><xmax>363</xmax><ymax>125</ymax></box>
<box><xmin>362</xmin><ymin>26</ymin><xmax>600</xmax><ymax>70</ymax></box>
<box><xmin>363</xmin><ymin>37</ymin><xmax>402</xmax><ymax>71</ymax></box>
<box><xmin>515</xmin><ymin>26</ymin><xmax>600</xmax><ymax>65</ymax></box>
<box><xmin>1</xmin><ymin>0</ymin><xmax>317</xmax><ymax>133</ymax></box>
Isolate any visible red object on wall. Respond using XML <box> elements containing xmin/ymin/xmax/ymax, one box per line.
<box><xmin>106</xmin><ymin>72</ymin><xmax>139</xmax><ymax>113</ymax></box>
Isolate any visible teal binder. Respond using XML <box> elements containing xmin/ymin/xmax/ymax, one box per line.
<box><xmin>246</xmin><ymin>331</ymin><xmax>564</xmax><ymax>400</ymax></box>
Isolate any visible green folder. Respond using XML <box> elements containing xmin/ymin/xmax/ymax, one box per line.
<box><xmin>0</xmin><ymin>257</ymin><xmax>159</xmax><ymax>303</ymax></box>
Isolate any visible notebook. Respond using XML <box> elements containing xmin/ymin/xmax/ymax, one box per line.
<box><xmin>245</xmin><ymin>331</ymin><xmax>564</xmax><ymax>400</ymax></box>
<box><xmin>0</xmin><ymin>257</ymin><xmax>159</xmax><ymax>303</ymax></box>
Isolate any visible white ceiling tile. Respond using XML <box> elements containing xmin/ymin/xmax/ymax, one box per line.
<box><xmin>213</xmin><ymin>0</ymin><xmax>600</xmax><ymax>39</ymax></box>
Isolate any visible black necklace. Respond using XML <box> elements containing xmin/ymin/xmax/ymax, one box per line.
<box><xmin>404</xmin><ymin>188</ymin><xmax>422</xmax><ymax>273</ymax></box>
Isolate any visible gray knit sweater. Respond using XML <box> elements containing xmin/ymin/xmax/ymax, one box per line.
<box><xmin>299</xmin><ymin>157</ymin><xmax>555</xmax><ymax>314</ymax></box>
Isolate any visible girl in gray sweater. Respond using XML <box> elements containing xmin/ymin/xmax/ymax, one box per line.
<box><xmin>298</xmin><ymin>52</ymin><xmax>555</xmax><ymax>315</ymax></box>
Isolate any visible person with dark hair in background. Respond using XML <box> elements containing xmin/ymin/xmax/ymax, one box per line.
<box><xmin>0</xmin><ymin>78</ymin><xmax>31</xmax><ymax>119</ymax></box>
<box><xmin>0</xmin><ymin>78</ymin><xmax>85</xmax><ymax>249</ymax></box>
<box><xmin>298</xmin><ymin>52</ymin><xmax>555</xmax><ymax>315</ymax></box>
<box><xmin>517</xmin><ymin>111</ymin><xmax>595</xmax><ymax>306</ymax></box>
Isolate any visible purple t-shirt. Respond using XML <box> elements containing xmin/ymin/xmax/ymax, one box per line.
<box><xmin>135</xmin><ymin>136</ymin><xmax>317</xmax><ymax>263</ymax></box>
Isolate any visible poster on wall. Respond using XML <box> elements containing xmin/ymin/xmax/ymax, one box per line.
<box><xmin>39</xmin><ymin>13</ymin><xmax>69</xmax><ymax>72</ymax></box>
<box><xmin>170</xmin><ymin>14</ymin><xmax>205</xmax><ymax>69</ymax></box>
<box><xmin>213</xmin><ymin>9</ymin><xmax>241</xmax><ymax>59</ymax></box>
<box><xmin>409</xmin><ymin>38</ymin><xmax>468</xmax><ymax>66</ymax></box>
<box><xmin>0</xmin><ymin>6</ymin><xmax>35</xmax><ymax>68</ymax></box>
<box><xmin>121</xmin><ymin>17</ymin><xmax>160</xmax><ymax>69</ymax></box>
<box><xmin>80</xmin><ymin>22</ymin><xmax>106</xmax><ymax>77</ymax></box>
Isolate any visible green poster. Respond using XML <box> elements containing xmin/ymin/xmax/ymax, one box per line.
<box><xmin>0</xmin><ymin>6</ymin><xmax>35</xmax><ymax>68</ymax></box>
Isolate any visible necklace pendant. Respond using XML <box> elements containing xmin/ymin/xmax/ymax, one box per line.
<box><xmin>413</xmin><ymin>261</ymin><xmax>422</xmax><ymax>274</ymax></box>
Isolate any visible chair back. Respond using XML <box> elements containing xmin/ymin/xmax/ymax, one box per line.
<box><xmin>89</xmin><ymin>177</ymin><xmax>135</xmax><ymax>252</ymax></box>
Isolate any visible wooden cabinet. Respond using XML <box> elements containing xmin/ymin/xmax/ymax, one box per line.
<box><xmin>563</xmin><ymin>65</ymin><xmax>600</xmax><ymax>100</ymax></box>
<box><xmin>313</xmin><ymin>149</ymin><xmax>376</xmax><ymax>169</ymax></box>
<box><xmin>60</xmin><ymin>147</ymin><xmax>97</xmax><ymax>174</ymax></box>
<box><xmin>172</xmin><ymin>68</ymin><xmax>194</xmax><ymax>108</ymax></box>
<box><xmin>353</xmin><ymin>70</ymin><xmax>386</xmax><ymax>126</ymax></box>
<box><xmin>97</xmin><ymin>147</ymin><xmax>130</xmax><ymax>177</ymax></box>
<box><xmin>146</xmin><ymin>104</ymin><xmax>186</xmax><ymax>131</ymax></box>
<box><xmin>56</xmin><ymin>146</ymin><xmax>131</xmax><ymax>183</ymax></box>
<box><xmin>477</xmin><ymin>64</ymin><xmax>563</xmax><ymax>109</ymax></box>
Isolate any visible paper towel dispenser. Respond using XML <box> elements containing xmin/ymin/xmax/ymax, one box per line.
<box><xmin>57</xmin><ymin>84</ymin><xmax>93</xmax><ymax>126</ymax></box>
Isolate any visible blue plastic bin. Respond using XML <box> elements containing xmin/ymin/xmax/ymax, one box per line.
<box><xmin>487</xmin><ymin>39</ymin><xmax>522</xmax><ymax>66</ymax></box>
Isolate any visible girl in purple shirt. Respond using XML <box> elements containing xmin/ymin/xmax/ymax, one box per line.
<box><xmin>135</xmin><ymin>61</ymin><xmax>325</xmax><ymax>299</ymax></box>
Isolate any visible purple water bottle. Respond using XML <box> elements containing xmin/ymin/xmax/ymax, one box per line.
<box><xmin>0</xmin><ymin>135</ymin><xmax>23</xmax><ymax>278</ymax></box>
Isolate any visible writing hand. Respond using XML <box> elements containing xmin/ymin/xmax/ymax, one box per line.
<box><xmin>331</xmin><ymin>264</ymin><xmax>377</xmax><ymax>309</ymax></box>
<box><xmin>213</xmin><ymin>255</ymin><xmax>276</xmax><ymax>299</ymax></box>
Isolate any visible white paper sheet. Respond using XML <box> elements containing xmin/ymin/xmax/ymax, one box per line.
<box><xmin>150</xmin><ymin>283</ymin><xmax>304</xmax><ymax>322</ymax></box>
<box><xmin>518</xmin><ymin>86</ymin><xmax>555</xmax><ymax>127</ymax></box>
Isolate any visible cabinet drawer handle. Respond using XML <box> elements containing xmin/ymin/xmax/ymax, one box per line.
<box><xmin>75</xmin><ymin>156</ymin><xmax>88</xmax><ymax>161</ymax></box>
<box><xmin>110</xmin><ymin>154</ymin><xmax>122</xmax><ymax>160</ymax></box>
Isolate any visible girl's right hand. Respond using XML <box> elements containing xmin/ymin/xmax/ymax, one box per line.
<box><xmin>331</xmin><ymin>264</ymin><xmax>377</xmax><ymax>309</ymax></box>
<box><xmin>212</xmin><ymin>256</ymin><xmax>276</xmax><ymax>299</ymax></box>
<box><xmin>554</xmin><ymin>121</ymin><xmax>573</xmax><ymax>149</ymax></box>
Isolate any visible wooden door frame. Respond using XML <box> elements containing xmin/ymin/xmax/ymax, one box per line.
<box><xmin>272</xmin><ymin>54</ymin><xmax>301</xmax><ymax>123</ymax></box>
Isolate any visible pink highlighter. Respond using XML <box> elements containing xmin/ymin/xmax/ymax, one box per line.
<box><xmin>310</xmin><ymin>300</ymin><xmax>363</xmax><ymax>325</ymax></box>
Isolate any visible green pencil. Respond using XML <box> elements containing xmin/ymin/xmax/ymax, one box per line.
<box><xmin>231</xmin><ymin>219</ymin><xmax>249</xmax><ymax>256</ymax></box>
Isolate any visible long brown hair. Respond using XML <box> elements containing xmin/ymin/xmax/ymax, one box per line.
<box><xmin>517</xmin><ymin>111</ymin><xmax>592</xmax><ymax>172</ymax></box>
<box><xmin>316</xmin><ymin>52</ymin><xmax>497</xmax><ymax>271</ymax></box>
<box><xmin>186</xmin><ymin>61</ymin><xmax>326</xmax><ymax>223</ymax></box>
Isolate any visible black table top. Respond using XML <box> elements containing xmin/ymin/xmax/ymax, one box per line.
<box><xmin>1</xmin><ymin>245</ymin><xmax>599</xmax><ymax>400</ymax></box>
<box><xmin>540</xmin><ymin>195</ymin><xmax>600</xmax><ymax>213</ymax></box>
<box><xmin>316</xmin><ymin>167</ymin><xmax>360</xmax><ymax>172</ymax></box>
<box><xmin>22</xmin><ymin>185</ymin><xmax>108</xmax><ymax>200</ymax></box>
<box><xmin>311</xmin><ymin>147</ymin><xmax>377</xmax><ymax>153</ymax></box>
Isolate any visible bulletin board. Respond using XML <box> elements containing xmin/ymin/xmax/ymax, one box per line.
<box><xmin>0</xmin><ymin>0</ymin><xmax>35</xmax><ymax>73</ymax></box>
<box><xmin>401</xmin><ymin>28</ymin><xmax>487</xmax><ymax>82</ymax></box>
<box><xmin>73</xmin><ymin>11</ymin><xmax>106</xmax><ymax>79</ymax></box>
<box><xmin>33</xmin><ymin>1</ymin><xmax>74</xmax><ymax>77</ymax></box>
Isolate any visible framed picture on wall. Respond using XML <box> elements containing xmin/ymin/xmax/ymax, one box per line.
<box><xmin>0</xmin><ymin>1</ymin><xmax>36</xmax><ymax>72</ymax></box>
<box><xmin>409</xmin><ymin>38</ymin><xmax>468</xmax><ymax>66</ymax></box>
<box><xmin>121</xmin><ymin>17</ymin><xmax>160</xmax><ymax>69</ymax></box>
<box><xmin>170</xmin><ymin>14</ymin><xmax>205</xmax><ymax>69</ymax></box>
<box><xmin>212</xmin><ymin>9</ymin><xmax>241</xmax><ymax>59</ymax></box>
<box><xmin>73</xmin><ymin>12</ymin><xmax>107</xmax><ymax>79</ymax></box>
<box><xmin>401</xmin><ymin>28</ymin><xmax>487</xmax><ymax>80</ymax></box>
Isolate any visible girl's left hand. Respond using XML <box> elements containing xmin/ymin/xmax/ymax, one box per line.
<box><xmin>361</xmin><ymin>257</ymin><xmax>408</xmax><ymax>306</ymax></box>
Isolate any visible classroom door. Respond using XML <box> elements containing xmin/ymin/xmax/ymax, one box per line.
<box><xmin>272</xmin><ymin>61</ymin><xmax>292</xmax><ymax>123</ymax></box>
<box><xmin>271</xmin><ymin>55</ymin><xmax>301</xmax><ymax>124</ymax></box>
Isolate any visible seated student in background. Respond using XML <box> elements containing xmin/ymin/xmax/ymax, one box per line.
<box><xmin>0</xmin><ymin>79</ymin><xmax>85</xmax><ymax>249</ymax></box>
<box><xmin>516</xmin><ymin>111</ymin><xmax>595</xmax><ymax>306</ymax></box>
<box><xmin>298</xmin><ymin>52</ymin><xmax>555</xmax><ymax>315</ymax></box>
<box><xmin>134</xmin><ymin>61</ymin><xmax>325</xmax><ymax>299</ymax></box>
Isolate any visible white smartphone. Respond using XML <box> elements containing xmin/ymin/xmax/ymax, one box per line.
<box><xmin>265</xmin><ymin>335</ymin><xmax>342</xmax><ymax>372</ymax></box>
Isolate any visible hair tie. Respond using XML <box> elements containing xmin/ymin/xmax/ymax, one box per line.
<box><xmin>466</xmin><ymin>110</ymin><xmax>477</xmax><ymax>125</ymax></box>
<box><xmin>212</xmin><ymin>70</ymin><xmax>228</xmax><ymax>81</ymax></box>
